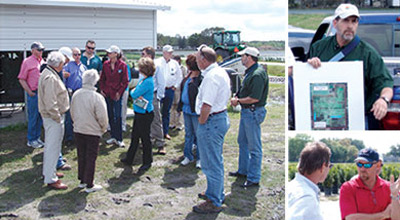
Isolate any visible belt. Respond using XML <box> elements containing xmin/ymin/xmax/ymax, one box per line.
<box><xmin>209</xmin><ymin>109</ymin><xmax>226</xmax><ymax>117</ymax></box>
<box><xmin>165</xmin><ymin>86</ymin><xmax>174</xmax><ymax>89</ymax></box>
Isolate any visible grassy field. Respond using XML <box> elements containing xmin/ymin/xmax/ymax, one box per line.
<box><xmin>289</xmin><ymin>14</ymin><xmax>330</xmax><ymax>30</ymax></box>
<box><xmin>0</xmin><ymin>83</ymin><xmax>284</xmax><ymax>219</ymax></box>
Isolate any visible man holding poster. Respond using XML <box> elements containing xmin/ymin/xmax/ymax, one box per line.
<box><xmin>307</xmin><ymin>3</ymin><xmax>393</xmax><ymax>130</ymax></box>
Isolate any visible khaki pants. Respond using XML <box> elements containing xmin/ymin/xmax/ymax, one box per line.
<box><xmin>170</xmin><ymin>88</ymin><xmax>183</xmax><ymax>129</ymax></box>
<box><xmin>42</xmin><ymin>115</ymin><xmax>64</xmax><ymax>184</ymax></box>
<box><xmin>150</xmin><ymin>93</ymin><xmax>164</xmax><ymax>148</ymax></box>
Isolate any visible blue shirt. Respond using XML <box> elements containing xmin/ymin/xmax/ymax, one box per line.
<box><xmin>130</xmin><ymin>76</ymin><xmax>154</xmax><ymax>114</ymax></box>
<box><xmin>63</xmin><ymin>61</ymin><xmax>87</xmax><ymax>91</ymax></box>
<box><xmin>287</xmin><ymin>173</ymin><xmax>323</xmax><ymax>220</ymax></box>
<box><xmin>182</xmin><ymin>78</ymin><xmax>198</xmax><ymax>116</ymax></box>
<box><xmin>126</xmin><ymin>64</ymin><xmax>131</xmax><ymax>92</ymax></box>
<box><xmin>81</xmin><ymin>54</ymin><xmax>103</xmax><ymax>72</ymax></box>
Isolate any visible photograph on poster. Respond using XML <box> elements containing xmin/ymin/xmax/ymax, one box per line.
<box><xmin>293</xmin><ymin>61</ymin><xmax>364</xmax><ymax>130</ymax></box>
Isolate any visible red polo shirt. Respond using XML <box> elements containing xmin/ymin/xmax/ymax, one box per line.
<box><xmin>99</xmin><ymin>59</ymin><xmax>128</xmax><ymax>100</ymax></box>
<box><xmin>340</xmin><ymin>175</ymin><xmax>391</xmax><ymax>220</ymax></box>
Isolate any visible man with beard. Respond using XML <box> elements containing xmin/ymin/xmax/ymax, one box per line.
<box><xmin>307</xmin><ymin>3</ymin><xmax>393</xmax><ymax>130</ymax></box>
<box><xmin>339</xmin><ymin>148</ymin><xmax>400</xmax><ymax>220</ymax></box>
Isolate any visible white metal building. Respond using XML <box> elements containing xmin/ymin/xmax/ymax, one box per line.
<box><xmin>0</xmin><ymin>0</ymin><xmax>170</xmax><ymax>52</ymax></box>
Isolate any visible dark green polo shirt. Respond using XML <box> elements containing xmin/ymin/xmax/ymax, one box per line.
<box><xmin>238</xmin><ymin>63</ymin><xmax>269</xmax><ymax>107</ymax></box>
<box><xmin>308</xmin><ymin>35</ymin><xmax>393</xmax><ymax>113</ymax></box>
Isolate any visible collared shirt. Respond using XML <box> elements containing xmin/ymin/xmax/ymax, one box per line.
<box><xmin>99</xmin><ymin>59</ymin><xmax>129</xmax><ymax>100</ymax></box>
<box><xmin>287</xmin><ymin>173</ymin><xmax>324</xmax><ymax>220</ymax></box>
<box><xmin>139</xmin><ymin>63</ymin><xmax>165</xmax><ymax>100</ymax></box>
<box><xmin>130</xmin><ymin>76</ymin><xmax>154</xmax><ymax>114</ymax></box>
<box><xmin>81</xmin><ymin>53</ymin><xmax>103</xmax><ymax>73</ymax></box>
<box><xmin>238</xmin><ymin>63</ymin><xmax>269</xmax><ymax>108</ymax></box>
<box><xmin>308</xmin><ymin>35</ymin><xmax>393</xmax><ymax>113</ymax></box>
<box><xmin>18</xmin><ymin>55</ymin><xmax>44</xmax><ymax>91</ymax></box>
<box><xmin>340</xmin><ymin>175</ymin><xmax>391</xmax><ymax>220</ymax></box>
<box><xmin>195</xmin><ymin>63</ymin><xmax>231</xmax><ymax>115</ymax></box>
<box><xmin>155</xmin><ymin>57</ymin><xmax>182</xmax><ymax>88</ymax></box>
<box><xmin>182</xmin><ymin>78</ymin><xmax>197</xmax><ymax>116</ymax></box>
<box><xmin>63</xmin><ymin>61</ymin><xmax>87</xmax><ymax>91</ymax></box>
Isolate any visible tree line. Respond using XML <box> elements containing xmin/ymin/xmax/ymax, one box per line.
<box><xmin>157</xmin><ymin>27</ymin><xmax>284</xmax><ymax>50</ymax></box>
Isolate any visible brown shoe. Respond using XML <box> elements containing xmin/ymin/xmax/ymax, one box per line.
<box><xmin>57</xmin><ymin>164</ymin><xmax>71</xmax><ymax>171</ymax></box>
<box><xmin>198</xmin><ymin>192</ymin><xmax>225</xmax><ymax>204</ymax></box>
<box><xmin>193</xmin><ymin>200</ymin><xmax>222</xmax><ymax>214</ymax></box>
<box><xmin>157</xmin><ymin>147</ymin><xmax>167</xmax><ymax>155</ymax></box>
<box><xmin>164</xmin><ymin>134</ymin><xmax>171</xmax><ymax>140</ymax></box>
<box><xmin>48</xmin><ymin>180</ymin><xmax>68</xmax><ymax>190</ymax></box>
<box><xmin>56</xmin><ymin>172</ymin><xmax>64</xmax><ymax>178</ymax></box>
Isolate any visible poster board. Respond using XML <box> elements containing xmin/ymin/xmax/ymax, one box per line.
<box><xmin>293</xmin><ymin>61</ymin><xmax>365</xmax><ymax>130</ymax></box>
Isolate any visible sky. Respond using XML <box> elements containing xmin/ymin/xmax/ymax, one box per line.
<box><xmin>288</xmin><ymin>131</ymin><xmax>400</xmax><ymax>154</ymax></box>
<box><xmin>157</xmin><ymin>0</ymin><xmax>287</xmax><ymax>41</ymax></box>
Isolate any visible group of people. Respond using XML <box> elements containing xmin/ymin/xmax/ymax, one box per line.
<box><xmin>18</xmin><ymin>39</ymin><xmax>270</xmax><ymax>214</ymax></box>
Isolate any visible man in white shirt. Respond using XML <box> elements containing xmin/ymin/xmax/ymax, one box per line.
<box><xmin>156</xmin><ymin>45</ymin><xmax>182</xmax><ymax>153</ymax></box>
<box><xmin>287</xmin><ymin>141</ymin><xmax>332</xmax><ymax>220</ymax></box>
<box><xmin>192</xmin><ymin>45</ymin><xmax>230</xmax><ymax>214</ymax></box>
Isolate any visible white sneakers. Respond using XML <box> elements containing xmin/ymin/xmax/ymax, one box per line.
<box><xmin>106</xmin><ymin>138</ymin><xmax>117</xmax><ymax>145</ymax></box>
<box><xmin>85</xmin><ymin>184</ymin><xmax>102</xmax><ymax>193</ymax></box>
<box><xmin>78</xmin><ymin>183</ymin><xmax>87</xmax><ymax>188</ymax></box>
<box><xmin>106</xmin><ymin>138</ymin><xmax>125</xmax><ymax>147</ymax></box>
<box><xmin>27</xmin><ymin>139</ymin><xmax>44</xmax><ymax>149</ymax></box>
<box><xmin>196</xmin><ymin>160</ymin><xmax>201</xmax><ymax>169</ymax></box>
<box><xmin>181</xmin><ymin>157</ymin><xmax>193</xmax><ymax>166</ymax></box>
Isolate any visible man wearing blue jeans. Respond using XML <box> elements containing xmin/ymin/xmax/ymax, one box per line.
<box><xmin>18</xmin><ymin>42</ymin><xmax>45</xmax><ymax>149</ymax></box>
<box><xmin>230</xmin><ymin>47</ymin><xmax>269</xmax><ymax>188</ymax></box>
<box><xmin>192</xmin><ymin>45</ymin><xmax>231</xmax><ymax>214</ymax></box>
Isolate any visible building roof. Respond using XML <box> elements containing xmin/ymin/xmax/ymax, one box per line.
<box><xmin>0</xmin><ymin>0</ymin><xmax>170</xmax><ymax>11</ymax></box>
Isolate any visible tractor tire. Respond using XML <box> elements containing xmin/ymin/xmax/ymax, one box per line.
<box><xmin>216</xmin><ymin>49</ymin><xmax>230</xmax><ymax>63</ymax></box>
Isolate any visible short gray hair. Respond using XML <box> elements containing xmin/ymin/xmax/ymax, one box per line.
<box><xmin>47</xmin><ymin>51</ymin><xmax>65</xmax><ymax>67</ymax></box>
<box><xmin>82</xmin><ymin>69</ymin><xmax>99</xmax><ymax>86</ymax></box>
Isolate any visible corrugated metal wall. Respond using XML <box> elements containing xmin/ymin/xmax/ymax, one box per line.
<box><xmin>0</xmin><ymin>4</ymin><xmax>157</xmax><ymax>51</ymax></box>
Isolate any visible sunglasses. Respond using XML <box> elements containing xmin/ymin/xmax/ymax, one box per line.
<box><xmin>87</xmin><ymin>46</ymin><xmax>95</xmax><ymax>50</ymax></box>
<box><xmin>356</xmin><ymin>162</ymin><xmax>375</xmax><ymax>169</ymax></box>
<box><xmin>73</xmin><ymin>53</ymin><xmax>81</xmax><ymax>56</ymax></box>
<box><xmin>36</xmin><ymin>48</ymin><xmax>44</xmax><ymax>52</ymax></box>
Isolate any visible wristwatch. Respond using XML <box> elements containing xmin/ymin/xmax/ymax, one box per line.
<box><xmin>381</xmin><ymin>96</ymin><xmax>390</xmax><ymax>105</ymax></box>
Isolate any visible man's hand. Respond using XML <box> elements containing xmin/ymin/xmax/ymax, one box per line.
<box><xmin>100</xmin><ymin>90</ymin><xmax>106</xmax><ymax>97</ymax></box>
<box><xmin>390</xmin><ymin>175</ymin><xmax>400</xmax><ymax>198</ymax></box>
<box><xmin>307</xmin><ymin>57</ymin><xmax>322</xmax><ymax>69</ymax></box>
<box><xmin>230</xmin><ymin>97</ymin><xmax>239</xmax><ymax>107</ymax></box>
<box><xmin>371</xmin><ymin>98</ymin><xmax>388</xmax><ymax>120</ymax></box>
<box><xmin>63</xmin><ymin>71</ymin><xmax>70</xmax><ymax>78</ymax></box>
<box><xmin>27</xmin><ymin>91</ymin><xmax>35</xmax><ymax>97</ymax></box>
<box><xmin>115</xmin><ymin>92</ymin><xmax>120</xmax><ymax>101</ymax></box>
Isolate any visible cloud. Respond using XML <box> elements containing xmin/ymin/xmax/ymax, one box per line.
<box><xmin>157</xmin><ymin>0</ymin><xmax>287</xmax><ymax>41</ymax></box>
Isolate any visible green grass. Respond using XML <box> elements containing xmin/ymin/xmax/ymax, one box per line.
<box><xmin>268</xmin><ymin>65</ymin><xmax>284</xmax><ymax>77</ymax></box>
<box><xmin>0</xmin><ymin>84</ymin><xmax>285</xmax><ymax>219</ymax></box>
<box><xmin>289</xmin><ymin>14</ymin><xmax>330</xmax><ymax>30</ymax></box>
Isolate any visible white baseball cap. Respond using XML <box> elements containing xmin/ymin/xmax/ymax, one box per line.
<box><xmin>58</xmin><ymin>46</ymin><xmax>73</xmax><ymax>61</ymax></box>
<box><xmin>106</xmin><ymin>45</ymin><xmax>121</xmax><ymax>54</ymax></box>
<box><xmin>162</xmin><ymin>45</ymin><xmax>173</xmax><ymax>52</ymax></box>
<box><xmin>335</xmin><ymin>3</ymin><xmax>360</xmax><ymax>19</ymax></box>
<box><xmin>237</xmin><ymin>47</ymin><xmax>260</xmax><ymax>57</ymax></box>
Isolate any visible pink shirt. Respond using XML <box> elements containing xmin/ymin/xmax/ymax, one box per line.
<box><xmin>17</xmin><ymin>55</ymin><xmax>44</xmax><ymax>91</ymax></box>
<box><xmin>340</xmin><ymin>175</ymin><xmax>391</xmax><ymax>220</ymax></box>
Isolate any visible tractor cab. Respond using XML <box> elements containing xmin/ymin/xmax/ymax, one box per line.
<box><xmin>212</xmin><ymin>30</ymin><xmax>246</xmax><ymax>63</ymax></box>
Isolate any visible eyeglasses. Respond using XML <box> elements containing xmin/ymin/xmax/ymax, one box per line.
<box><xmin>73</xmin><ymin>53</ymin><xmax>81</xmax><ymax>56</ymax></box>
<box><xmin>356</xmin><ymin>162</ymin><xmax>376</xmax><ymax>169</ymax></box>
<box><xmin>36</xmin><ymin>48</ymin><xmax>44</xmax><ymax>52</ymax></box>
<box><xmin>86</xmin><ymin>46</ymin><xmax>95</xmax><ymax>50</ymax></box>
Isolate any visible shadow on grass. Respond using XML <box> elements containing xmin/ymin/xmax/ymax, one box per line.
<box><xmin>38</xmin><ymin>188</ymin><xmax>87</xmax><ymax>218</ymax></box>
<box><xmin>0</xmin><ymin>130</ymin><xmax>34</xmax><ymax>167</ymax></box>
<box><xmin>185</xmin><ymin>212</ymin><xmax>220</xmax><ymax>220</ymax></box>
<box><xmin>0</xmin><ymin>164</ymin><xmax>46</xmax><ymax>213</ymax></box>
<box><xmin>223</xmin><ymin>177</ymin><xmax>259</xmax><ymax>217</ymax></box>
<box><xmin>106</xmin><ymin>164</ymin><xmax>141</xmax><ymax>194</ymax></box>
<box><xmin>161</xmin><ymin>165</ymin><xmax>200</xmax><ymax>190</ymax></box>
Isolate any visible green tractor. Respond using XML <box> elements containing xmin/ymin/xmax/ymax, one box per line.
<box><xmin>212</xmin><ymin>30</ymin><xmax>246</xmax><ymax>63</ymax></box>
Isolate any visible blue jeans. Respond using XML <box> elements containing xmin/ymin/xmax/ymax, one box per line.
<box><xmin>64</xmin><ymin>110</ymin><xmax>73</xmax><ymax>141</ymax></box>
<box><xmin>237</xmin><ymin>107</ymin><xmax>266</xmax><ymax>183</ymax></box>
<box><xmin>197</xmin><ymin>111</ymin><xmax>230</xmax><ymax>207</ymax></box>
<box><xmin>161</xmin><ymin>88</ymin><xmax>174</xmax><ymax>135</ymax></box>
<box><xmin>183</xmin><ymin>113</ymin><xmax>199</xmax><ymax>161</ymax></box>
<box><xmin>26</xmin><ymin>92</ymin><xmax>42</xmax><ymax>141</ymax></box>
<box><xmin>106</xmin><ymin>97</ymin><xmax>123</xmax><ymax>141</ymax></box>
